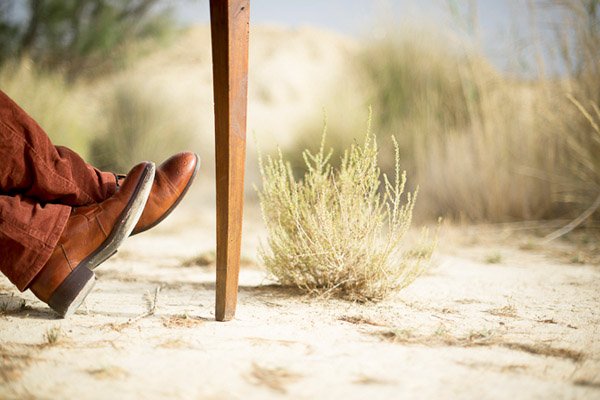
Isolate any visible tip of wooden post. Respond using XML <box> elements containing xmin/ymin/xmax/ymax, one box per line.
<box><xmin>215</xmin><ymin>296</ymin><xmax>237</xmax><ymax>322</ymax></box>
<box><xmin>215</xmin><ymin>310</ymin><xmax>235</xmax><ymax>322</ymax></box>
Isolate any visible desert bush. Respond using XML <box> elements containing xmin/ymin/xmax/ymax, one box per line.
<box><xmin>89</xmin><ymin>83</ymin><xmax>194</xmax><ymax>172</ymax></box>
<box><xmin>258</xmin><ymin>120</ymin><xmax>436</xmax><ymax>302</ymax></box>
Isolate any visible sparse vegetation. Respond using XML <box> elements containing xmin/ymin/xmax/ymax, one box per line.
<box><xmin>0</xmin><ymin>61</ymin><xmax>97</xmax><ymax>159</ymax></box>
<box><xmin>373</xmin><ymin>326</ymin><xmax>584</xmax><ymax>362</ymax></box>
<box><xmin>0</xmin><ymin>3</ymin><xmax>598</xmax><ymax>399</ymax></box>
<box><xmin>0</xmin><ymin>297</ymin><xmax>29</xmax><ymax>316</ymax></box>
<box><xmin>44</xmin><ymin>326</ymin><xmax>63</xmax><ymax>345</ymax></box>
<box><xmin>519</xmin><ymin>240</ymin><xmax>538</xmax><ymax>251</ymax></box>
<box><xmin>289</xmin><ymin>2</ymin><xmax>600</xmax><ymax>228</ymax></box>
<box><xmin>484</xmin><ymin>252</ymin><xmax>503</xmax><ymax>264</ymax></box>
<box><xmin>487</xmin><ymin>304</ymin><xmax>517</xmax><ymax>318</ymax></box>
<box><xmin>258</xmin><ymin>122</ymin><xmax>436</xmax><ymax>302</ymax></box>
<box><xmin>86</xmin><ymin>366</ymin><xmax>129</xmax><ymax>380</ymax></box>
<box><xmin>1</xmin><ymin>1</ymin><xmax>596</xmax><ymax>230</ymax></box>
<box><xmin>156</xmin><ymin>338</ymin><xmax>192</xmax><ymax>349</ymax></box>
<box><xmin>180</xmin><ymin>250</ymin><xmax>255</xmax><ymax>268</ymax></box>
<box><xmin>89</xmin><ymin>83</ymin><xmax>194</xmax><ymax>172</ymax></box>
<box><xmin>180</xmin><ymin>250</ymin><xmax>216</xmax><ymax>267</ymax></box>
<box><xmin>353</xmin><ymin>375</ymin><xmax>393</xmax><ymax>386</ymax></box>
<box><xmin>162</xmin><ymin>314</ymin><xmax>207</xmax><ymax>328</ymax></box>
<box><xmin>0</xmin><ymin>344</ymin><xmax>36</xmax><ymax>384</ymax></box>
<box><xmin>339</xmin><ymin>315</ymin><xmax>387</xmax><ymax>327</ymax></box>
<box><xmin>248</xmin><ymin>363</ymin><xmax>302</xmax><ymax>394</ymax></box>
<box><xmin>0</xmin><ymin>0</ymin><xmax>176</xmax><ymax>80</ymax></box>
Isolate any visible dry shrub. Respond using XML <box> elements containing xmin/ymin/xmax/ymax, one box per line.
<box><xmin>258</xmin><ymin>119</ymin><xmax>436</xmax><ymax>302</ymax></box>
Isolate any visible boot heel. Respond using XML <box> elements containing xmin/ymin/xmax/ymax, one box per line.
<box><xmin>47</xmin><ymin>266</ymin><xmax>96</xmax><ymax>318</ymax></box>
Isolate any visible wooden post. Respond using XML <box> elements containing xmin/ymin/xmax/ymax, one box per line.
<box><xmin>210</xmin><ymin>0</ymin><xmax>250</xmax><ymax>321</ymax></box>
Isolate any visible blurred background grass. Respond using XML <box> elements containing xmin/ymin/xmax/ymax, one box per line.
<box><xmin>0</xmin><ymin>0</ymin><xmax>598</xmax><ymax>227</ymax></box>
<box><xmin>286</xmin><ymin>0</ymin><xmax>600</xmax><ymax>224</ymax></box>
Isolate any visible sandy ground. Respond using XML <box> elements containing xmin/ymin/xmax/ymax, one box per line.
<box><xmin>1</xmin><ymin>189</ymin><xmax>599</xmax><ymax>400</ymax></box>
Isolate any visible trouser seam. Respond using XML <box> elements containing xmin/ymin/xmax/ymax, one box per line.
<box><xmin>0</xmin><ymin>213</ymin><xmax>55</xmax><ymax>244</ymax></box>
<box><xmin>17</xmin><ymin>206</ymin><xmax>70</xmax><ymax>291</ymax></box>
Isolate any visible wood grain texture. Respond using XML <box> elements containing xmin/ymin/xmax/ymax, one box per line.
<box><xmin>210</xmin><ymin>0</ymin><xmax>250</xmax><ymax>321</ymax></box>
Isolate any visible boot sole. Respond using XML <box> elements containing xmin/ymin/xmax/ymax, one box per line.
<box><xmin>47</xmin><ymin>264</ymin><xmax>96</xmax><ymax>318</ymax></box>
<box><xmin>86</xmin><ymin>162</ymin><xmax>155</xmax><ymax>270</ymax></box>
<box><xmin>47</xmin><ymin>248</ymin><xmax>119</xmax><ymax>318</ymax></box>
<box><xmin>133</xmin><ymin>153</ymin><xmax>200</xmax><ymax>235</ymax></box>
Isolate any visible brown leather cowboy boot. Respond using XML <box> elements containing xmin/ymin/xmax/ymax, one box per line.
<box><xmin>117</xmin><ymin>152</ymin><xmax>199</xmax><ymax>235</ymax></box>
<box><xmin>28</xmin><ymin>162</ymin><xmax>155</xmax><ymax>317</ymax></box>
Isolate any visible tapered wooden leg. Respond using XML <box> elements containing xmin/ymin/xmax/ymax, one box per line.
<box><xmin>210</xmin><ymin>0</ymin><xmax>250</xmax><ymax>321</ymax></box>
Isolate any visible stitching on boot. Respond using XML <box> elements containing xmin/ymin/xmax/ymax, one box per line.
<box><xmin>60</xmin><ymin>244</ymin><xmax>74</xmax><ymax>271</ymax></box>
<box><xmin>95</xmin><ymin>214</ymin><xmax>109</xmax><ymax>238</ymax></box>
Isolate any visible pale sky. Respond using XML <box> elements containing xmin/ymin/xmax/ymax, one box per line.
<box><xmin>5</xmin><ymin>0</ymin><xmax>569</xmax><ymax>77</ymax></box>
<box><xmin>171</xmin><ymin>0</ymin><xmax>568</xmax><ymax>77</ymax></box>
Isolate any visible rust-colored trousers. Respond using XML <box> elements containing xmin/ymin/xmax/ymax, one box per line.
<box><xmin>0</xmin><ymin>90</ymin><xmax>117</xmax><ymax>291</ymax></box>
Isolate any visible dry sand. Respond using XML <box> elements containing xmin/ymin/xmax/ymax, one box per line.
<box><xmin>1</xmin><ymin>192</ymin><xmax>599</xmax><ymax>399</ymax></box>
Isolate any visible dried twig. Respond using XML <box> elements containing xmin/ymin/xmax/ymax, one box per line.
<box><xmin>110</xmin><ymin>286</ymin><xmax>160</xmax><ymax>330</ymax></box>
<box><xmin>543</xmin><ymin>192</ymin><xmax>600</xmax><ymax>243</ymax></box>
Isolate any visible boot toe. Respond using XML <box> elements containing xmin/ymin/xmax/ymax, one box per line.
<box><xmin>159</xmin><ymin>151</ymin><xmax>199</xmax><ymax>193</ymax></box>
<box><xmin>132</xmin><ymin>152</ymin><xmax>199</xmax><ymax>234</ymax></box>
